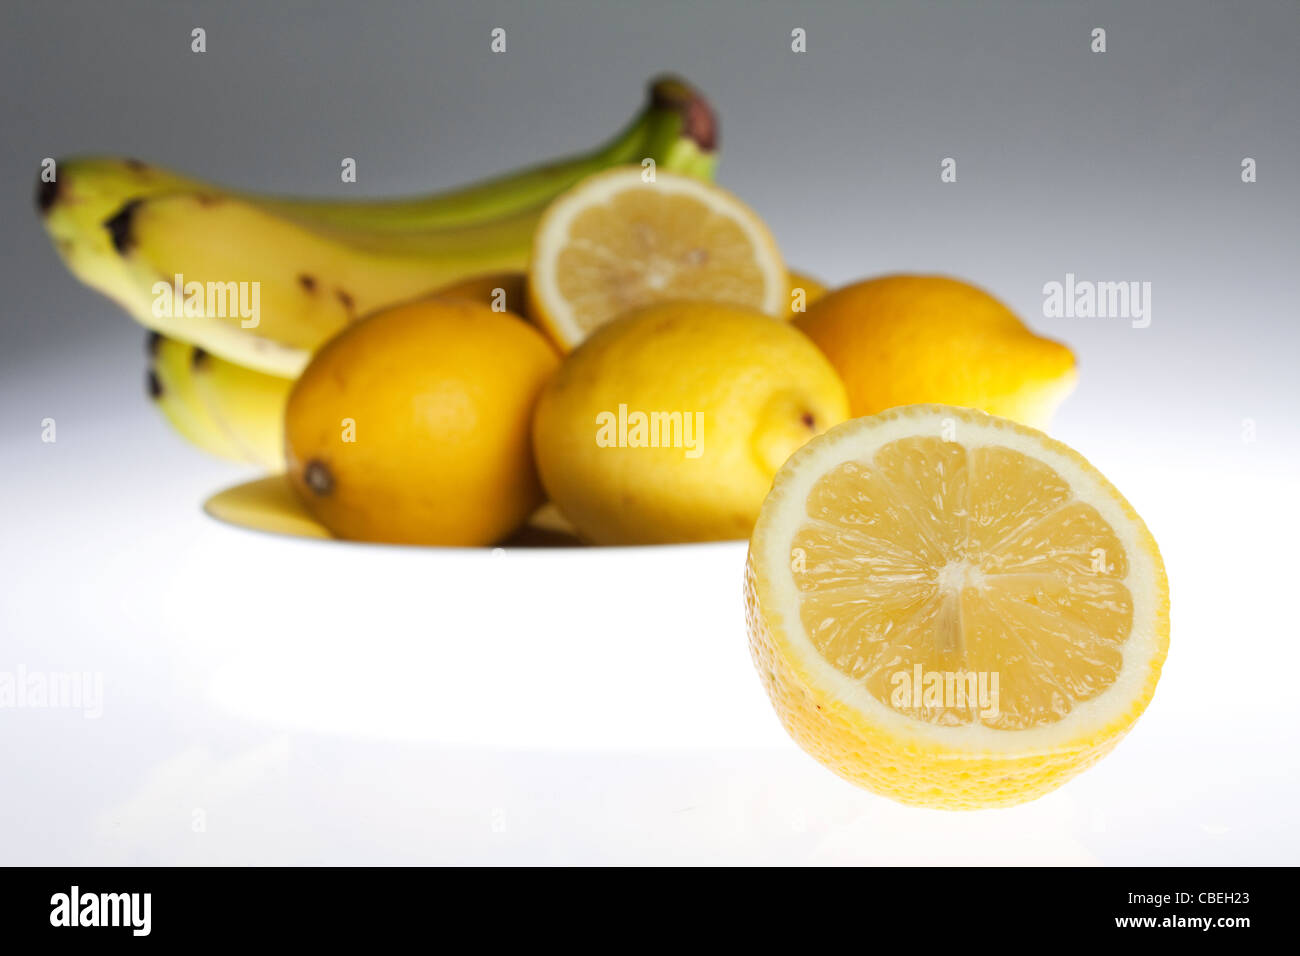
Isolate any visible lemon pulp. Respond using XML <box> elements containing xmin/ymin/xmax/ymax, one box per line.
<box><xmin>794</xmin><ymin>435</ymin><xmax>1132</xmax><ymax>730</ymax></box>
<box><xmin>529</xmin><ymin>168</ymin><xmax>786</xmax><ymax>349</ymax></box>
<box><xmin>558</xmin><ymin>190</ymin><xmax>772</xmax><ymax>333</ymax></box>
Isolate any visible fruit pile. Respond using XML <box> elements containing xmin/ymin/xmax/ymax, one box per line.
<box><xmin>40</xmin><ymin>76</ymin><xmax>1167</xmax><ymax>808</ymax></box>
<box><xmin>38</xmin><ymin>75</ymin><xmax>1077</xmax><ymax>549</ymax></box>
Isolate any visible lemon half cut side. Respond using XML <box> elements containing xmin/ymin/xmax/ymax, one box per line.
<box><xmin>528</xmin><ymin>167</ymin><xmax>787</xmax><ymax>350</ymax></box>
<box><xmin>745</xmin><ymin>405</ymin><xmax>1169</xmax><ymax>809</ymax></box>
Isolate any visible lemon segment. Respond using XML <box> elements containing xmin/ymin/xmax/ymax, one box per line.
<box><xmin>528</xmin><ymin>167</ymin><xmax>787</xmax><ymax>350</ymax></box>
<box><xmin>746</xmin><ymin>405</ymin><xmax>1168</xmax><ymax>808</ymax></box>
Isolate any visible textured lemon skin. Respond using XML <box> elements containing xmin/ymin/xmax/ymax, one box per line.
<box><xmin>285</xmin><ymin>299</ymin><xmax>559</xmax><ymax>546</ymax></box>
<box><xmin>533</xmin><ymin>302</ymin><xmax>849</xmax><ymax>545</ymax></box>
<box><xmin>744</xmin><ymin>405</ymin><xmax>1170</xmax><ymax>810</ymax></box>
<box><xmin>794</xmin><ymin>275</ymin><xmax>1077</xmax><ymax>430</ymax></box>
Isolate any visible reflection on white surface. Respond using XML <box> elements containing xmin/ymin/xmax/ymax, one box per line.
<box><xmin>1</xmin><ymin>342</ymin><xmax>1298</xmax><ymax>864</ymax></box>
<box><xmin>87</xmin><ymin>736</ymin><xmax>1106</xmax><ymax>865</ymax></box>
<box><xmin>199</xmin><ymin>538</ymin><xmax>778</xmax><ymax>749</ymax></box>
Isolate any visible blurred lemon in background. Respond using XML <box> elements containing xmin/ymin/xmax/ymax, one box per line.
<box><xmin>527</xmin><ymin>167</ymin><xmax>787</xmax><ymax>350</ymax></box>
<box><xmin>285</xmin><ymin>299</ymin><xmax>559</xmax><ymax>546</ymax></box>
<box><xmin>794</xmin><ymin>274</ymin><xmax>1076</xmax><ymax>429</ymax></box>
<box><xmin>532</xmin><ymin>301</ymin><xmax>848</xmax><ymax>545</ymax></box>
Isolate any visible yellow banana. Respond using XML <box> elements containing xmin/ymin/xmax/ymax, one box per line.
<box><xmin>42</xmin><ymin>162</ymin><xmax>200</xmax><ymax>316</ymax></box>
<box><xmin>111</xmin><ymin>196</ymin><xmax>541</xmax><ymax>374</ymax></box>
<box><xmin>147</xmin><ymin>331</ymin><xmax>244</xmax><ymax>461</ymax></box>
<box><xmin>189</xmin><ymin>344</ymin><xmax>294</xmax><ymax>470</ymax></box>
<box><xmin>37</xmin><ymin>77</ymin><xmax>717</xmax><ymax>372</ymax></box>
<box><xmin>146</xmin><ymin>331</ymin><xmax>291</xmax><ymax>467</ymax></box>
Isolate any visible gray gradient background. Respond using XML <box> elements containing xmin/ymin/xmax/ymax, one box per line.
<box><xmin>1</xmin><ymin>1</ymin><xmax>1298</xmax><ymax>864</ymax></box>
<box><xmin>2</xmin><ymin>1</ymin><xmax>1297</xmax><ymax>467</ymax></box>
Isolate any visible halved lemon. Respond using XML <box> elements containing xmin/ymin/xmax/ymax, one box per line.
<box><xmin>745</xmin><ymin>405</ymin><xmax>1169</xmax><ymax>809</ymax></box>
<box><xmin>527</xmin><ymin>167</ymin><xmax>787</xmax><ymax>350</ymax></box>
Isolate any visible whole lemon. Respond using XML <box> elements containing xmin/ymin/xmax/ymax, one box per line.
<box><xmin>532</xmin><ymin>302</ymin><xmax>849</xmax><ymax>545</ymax></box>
<box><xmin>793</xmin><ymin>274</ymin><xmax>1077</xmax><ymax>429</ymax></box>
<box><xmin>285</xmin><ymin>298</ymin><xmax>559</xmax><ymax>545</ymax></box>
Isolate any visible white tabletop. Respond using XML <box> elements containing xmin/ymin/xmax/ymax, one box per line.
<box><xmin>2</xmin><ymin>341</ymin><xmax>1296</xmax><ymax>865</ymax></box>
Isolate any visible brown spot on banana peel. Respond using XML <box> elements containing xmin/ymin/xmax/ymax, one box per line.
<box><xmin>336</xmin><ymin>288</ymin><xmax>356</xmax><ymax>318</ymax></box>
<box><xmin>146</xmin><ymin>331</ymin><xmax>162</xmax><ymax>357</ymax></box>
<box><xmin>146</xmin><ymin>369</ymin><xmax>163</xmax><ymax>399</ymax></box>
<box><xmin>298</xmin><ymin>274</ymin><xmax>317</xmax><ymax>293</ymax></box>
<box><xmin>105</xmin><ymin>199</ymin><xmax>142</xmax><ymax>254</ymax></box>
<box><xmin>801</xmin><ymin>412</ymin><xmax>816</xmax><ymax>429</ymax></box>
<box><xmin>649</xmin><ymin>75</ymin><xmax>718</xmax><ymax>152</ymax></box>
<box><xmin>191</xmin><ymin>347</ymin><xmax>210</xmax><ymax>371</ymax></box>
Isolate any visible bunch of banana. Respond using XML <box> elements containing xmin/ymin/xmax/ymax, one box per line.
<box><xmin>38</xmin><ymin>76</ymin><xmax>718</xmax><ymax>379</ymax></box>
<box><xmin>146</xmin><ymin>331</ymin><xmax>292</xmax><ymax>469</ymax></box>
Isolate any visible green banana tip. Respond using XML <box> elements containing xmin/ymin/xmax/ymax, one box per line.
<box><xmin>649</xmin><ymin>75</ymin><xmax>718</xmax><ymax>152</ymax></box>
